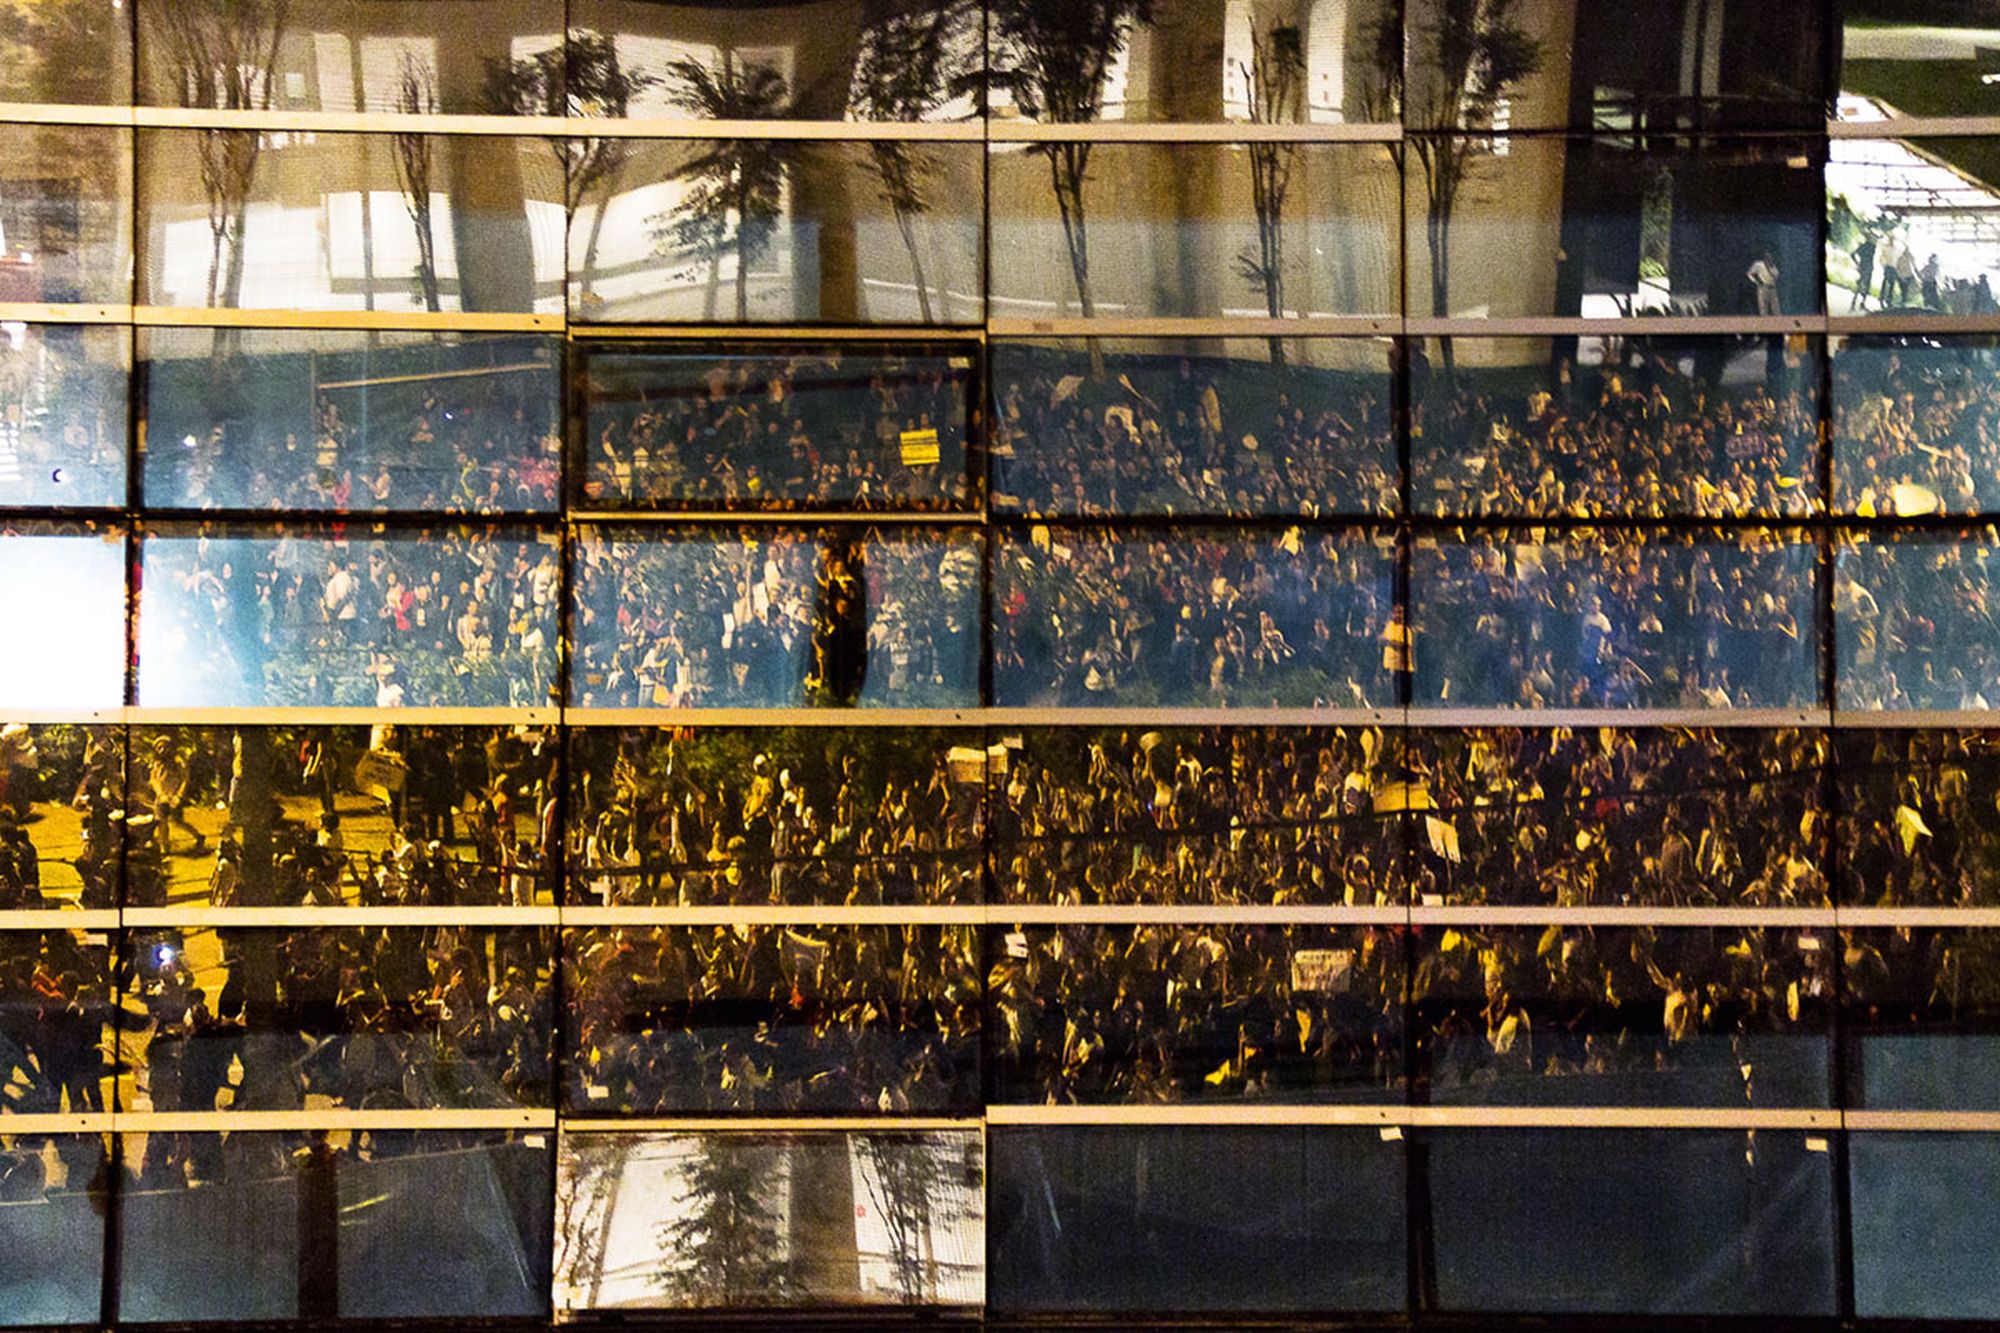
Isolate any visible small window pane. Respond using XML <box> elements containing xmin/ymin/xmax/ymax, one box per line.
<box><xmin>0</xmin><ymin>125</ymin><xmax>130</xmax><ymax>307</ymax></box>
<box><xmin>1828</xmin><ymin>138</ymin><xmax>2000</xmax><ymax>318</ymax></box>
<box><xmin>0</xmin><ymin>929</ymin><xmax>114</xmax><ymax>1115</ymax></box>
<box><xmin>1837</xmin><ymin>729</ymin><xmax>2000</xmax><ymax>910</ymax></box>
<box><xmin>1836</xmin><ymin>527</ymin><xmax>2000</xmax><ymax>712</ymax></box>
<box><xmin>1842</xmin><ymin>925</ymin><xmax>2000</xmax><ymax>1111</ymax></box>
<box><xmin>1831</xmin><ymin>335</ymin><xmax>2000</xmax><ymax>516</ymax></box>
<box><xmin>1838</xmin><ymin>2</ymin><xmax>2000</xmax><ymax>120</ymax></box>
<box><xmin>0</xmin><ymin>1131</ymin><xmax>108</xmax><ymax>1328</ymax></box>
<box><xmin>0</xmin><ymin>522</ymin><xmax>125</xmax><ymax>710</ymax></box>
<box><xmin>0</xmin><ymin>0</ymin><xmax>129</xmax><ymax>104</ymax></box>
<box><xmin>0</xmin><ymin>724</ymin><xmax>121</xmax><ymax>912</ymax></box>
<box><xmin>0</xmin><ymin>324</ymin><xmax>128</xmax><ymax>510</ymax></box>
<box><xmin>1850</xmin><ymin>1132</ymin><xmax>2000</xmax><ymax>1321</ymax></box>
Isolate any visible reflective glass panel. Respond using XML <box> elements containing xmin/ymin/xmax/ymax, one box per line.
<box><xmin>0</xmin><ymin>929</ymin><xmax>114</xmax><ymax>1116</ymax></box>
<box><xmin>0</xmin><ymin>522</ymin><xmax>126</xmax><ymax>710</ymax></box>
<box><xmin>1829</xmin><ymin>138</ymin><xmax>2000</xmax><ymax>318</ymax></box>
<box><xmin>1838</xmin><ymin>1</ymin><xmax>2000</xmax><ymax>120</ymax></box>
<box><xmin>141</xmin><ymin>330</ymin><xmax>562</xmax><ymax>513</ymax></box>
<box><xmin>1836</xmin><ymin>527</ymin><xmax>2000</xmax><ymax>712</ymax></box>
<box><xmin>990</xmin><ymin>726</ymin><xmax>1403</xmax><ymax>906</ymax></box>
<box><xmin>0</xmin><ymin>0</ymin><xmax>128</xmax><ymax>104</ymax></box>
<box><xmin>1831</xmin><ymin>335</ymin><xmax>2000</xmax><ymax>516</ymax></box>
<box><xmin>570</xmin><ymin>139</ymin><xmax>982</xmax><ymax>324</ymax></box>
<box><xmin>1837</xmin><ymin>729</ymin><xmax>2000</xmax><ymax>909</ymax></box>
<box><xmin>118</xmin><ymin>926</ymin><xmax>554</xmax><ymax>1113</ymax></box>
<box><xmin>1850</xmin><ymin>1131</ymin><xmax>2000</xmax><ymax>1321</ymax></box>
<box><xmin>1842</xmin><ymin>925</ymin><xmax>2000</xmax><ymax>1110</ymax></box>
<box><xmin>563</xmin><ymin>924</ymin><xmax>981</xmax><ymax>1113</ymax></box>
<box><xmin>576</xmin><ymin>340</ymin><xmax>977</xmax><ymax>511</ymax></box>
<box><xmin>126</xmin><ymin>725</ymin><xmax>559</xmax><ymax>909</ymax></box>
<box><xmin>117</xmin><ymin>1129</ymin><xmax>551</xmax><ymax>1322</ymax></box>
<box><xmin>1414</xmin><ymin>335</ymin><xmax>1823</xmax><ymax>518</ymax></box>
<box><xmin>139</xmin><ymin>129</ymin><xmax>565</xmax><ymax>313</ymax></box>
<box><xmin>571</xmin><ymin>524</ymin><xmax>981</xmax><ymax>710</ymax></box>
<box><xmin>0</xmin><ymin>724</ymin><xmax>121</xmax><ymax>912</ymax></box>
<box><xmin>992</xmin><ymin>337</ymin><xmax>1398</xmax><ymax>518</ymax></box>
<box><xmin>1424</xmin><ymin>1128</ymin><xmax>1837</xmax><ymax>1314</ymax></box>
<box><xmin>0</xmin><ymin>125</ymin><xmax>130</xmax><ymax>307</ymax></box>
<box><xmin>0</xmin><ymin>1130</ymin><xmax>108</xmax><ymax>1327</ymax></box>
<box><xmin>555</xmin><ymin>1129</ymin><xmax>984</xmax><ymax>1312</ymax></box>
<box><xmin>137</xmin><ymin>523</ymin><xmax>562</xmax><ymax>708</ymax></box>
<box><xmin>991</xmin><ymin>141</ymin><xmax>1399</xmax><ymax>320</ymax></box>
<box><xmin>0</xmin><ymin>324</ymin><xmax>127</xmax><ymax>510</ymax></box>
<box><xmin>986</xmin><ymin>924</ymin><xmax>1404</xmax><ymax>1103</ymax></box>
<box><xmin>989</xmin><ymin>1126</ymin><xmax>1404</xmax><ymax>1314</ymax></box>
<box><xmin>993</xmin><ymin>525</ymin><xmax>1398</xmax><ymax>708</ymax></box>
<box><xmin>1407</xmin><ymin>727</ymin><xmax>1831</xmax><ymax>908</ymax></box>
<box><xmin>566</xmin><ymin>727</ymin><xmax>982</xmax><ymax>907</ymax></box>
<box><xmin>1406</xmin><ymin>136</ymin><xmax>1821</xmax><ymax>321</ymax></box>
<box><xmin>1412</xmin><ymin>527</ymin><xmax>1821</xmax><ymax>710</ymax></box>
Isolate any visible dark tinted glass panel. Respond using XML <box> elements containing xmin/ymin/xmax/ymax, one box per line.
<box><xmin>1838</xmin><ymin>2</ymin><xmax>2000</xmax><ymax>120</ymax></box>
<box><xmin>137</xmin><ymin>524</ymin><xmax>561</xmax><ymax>708</ymax></box>
<box><xmin>0</xmin><ymin>724</ymin><xmax>120</xmax><ymax>912</ymax></box>
<box><xmin>991</xmin><ymin>141</ymin><xmax>1398</xmax><ymax>320</ymax></box>
<box><xmin>1414</xmin><ymin>335</ymin><xmax>1822</xmax><ymax>518</ymax></box>
<box><xmin>0</xmin><ymin>0</ymin><xmax>128</xmax><ymax>104</ymax></box>
<box><xmin>993</xmin><ymin>525</ymin><xmax>1398</xmax><ymax>707</ymax></box>
<box><xmin>0</xmin><ymin>929</ymin><xmax>113</xmax><ymax>1115</ymax></box>
<box><xmin>117</xmin><ymin>1129</ymin><xmax>551</xmax><ymax>1322</ymax></box>
<box><xmin>577</xmin><ymin>341</ymin><xmax>976</xmax><ymax>511</ymax></box>
<box><xmin>987</xmin><ymin>924</ymin><xmax>1403</xmax><ymax>1103</ymax></box>
<box><xmin>554</xmin><ymin>1129</ymin><xmax>984</xmax><ymax>1311</ymax></box>
<box><xmin>0</xmin><ymin>522</ymin><xmax>125</xmax><ymax>709</ymax></box>
<box><xmin>1832</xmin><ymin>335</ymin><xmax>2000</xmax><ymax>516</ymax></box>
<box><xmin>1837</xmin><ymin>527</ymin><xmax>2000</xmax><ymax>711</ymax></box>
<box><xmin>0</xmin><ymin>323</ymin><xmax>127</xmax><ymax>510</ymax></box>
<box><xmin>989</xmin><ymin>1125</ymin><xmax>1403</xmax><ymax>1314</ymax></box>
<box><xmin>1829</xmin><ymin>137</ymin><xmax>2000</xmax><ymax>318</ymax></box>
<box><xmin>1842</xmin><ymin>925</ymin><xmax>2000</xmax><ymax>1109</ymax></box>
<box><xmin>141</xmin><ymin>329</ymin><xmax>561</xmax><ymax>513</ymax></box>
<box><xmin>137</xmin><ymin>1</ymin><xmax>564</xmax><ymax>115</ymax></box>
<box><xmin>0</xmin><ymin>125</ymin><xmax>130</xmax><ymax>307</ymax></box>
<box><xmin>1425</xmin><ymin>1128</ymin><xmax>1837</xmax><ymax>1314</ymax></box>
<box><xmin>1850</xmin><ymin>1131</ymin><xmax>2000</xmax><ymax>1321</ymax></box>
<box><xmin>1406</xmin><ymin>136</ymin><xmax>1821</xmax><ymax>321</ymax></box>
<box><xmin>1409</xmin><ymin>727</ymin><xmax>1831</xmax><ymax>908</ymax></box>
<box><xmin>567</xmin><ymin>727</ymin><xmax>982</xmax><ymax>907</ymax></box>
<box><xmin>118</xmin><ymin>926</ymin><xmax>554</xmax><ymax>1112</ymax></box>
<box><xmin>1407</xmin><ymin>0</ymin><xmax>1825</xmax><ymax>131</ymax></box>
<box><xmin>991</xmin><ymin>726</ymin><xmax>1403</xmax><ymax>906</ymax></box>
<box><xmin>992</xmin><ymin>337</ymin><xmax>1398</xmax><ymax>518</ymax></box>
<box><xmin>126</xmin><ymin>725</ymin><xmax>559</xmax><ymax>909</ymax></box>
<box><xmin>0</xmin><ymin>1131</ymin><xmax>108</xmax><ymax>1327</ymax></box>
<box><xmin>571</xmin><ymin>139</ymin><xmax>982</xmax><ymax>324</ymax></box>
<box><xmin>571</xmin><ymin>524</ymin><xmax>981</xmax><ymax>710</ymax></box>
<box><xmin>1413</xmin><ymin>527</ymin><xmax>1820</xmax><ymax>710</ymax></box>
<box><xmin>1838</xmin><ymin>730</ymin><xmax>2000</xmax><ymax>909</ymax></box>
<box><xmin>563</xmin><ymin>924</ymin><xmax>980</xmax><ymax>1113</ymax></box>
<box><xmin>140</xmin><ymin>130</ymin><xmax>565</xmax><ymax>313</ymax></box>
<box><xmin>1411</xmin><ymin>925</ymin><xmax>1834</xmax><ymax>1107</ymax></box>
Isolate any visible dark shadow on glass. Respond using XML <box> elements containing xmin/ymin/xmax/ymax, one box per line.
<box><xmin>0</xmin><ymin>929</ymin><xmax>114</xmax><ymax>1116</ymax></box>
<box><xmin>1841</xmin><ymin>925</ymin><xmax>2000</xmax><ymax>1110</ymax></box>
<box><xmin>1849</xmin><ymin>1131</ymin><xmax>2000</xmax><ymax>1321</ymax></box>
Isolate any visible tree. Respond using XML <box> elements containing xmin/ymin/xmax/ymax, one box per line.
<box><xmin>1406</xmin><ymin>0</ymin><xmax>1542</xmax><ymax>367</ymax></box>
<box><xmin>1235</xmin><ymin>22</ymin><xmax>1307</xmax><ymax>368</ymax></box>
<box><xmin>856</xmin><ymin>1134</ymin><xmax>978</xmax><ymax>1303</ymax></box>
<box><xmin>656</xmin><ymin>1136</ymin><xmax>791</xmax><ymax>1304</ymax></box>
<box><xmin>392</xmin><ymin>55</ymin><xmax>443</xmax><ymax>312</ymax></box>
<box><xmin>653</xmin><ymin>55</ymin><xmax>799</xmax><ymax>322</ymax></box>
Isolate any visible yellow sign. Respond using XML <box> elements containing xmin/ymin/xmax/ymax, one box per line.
<box><xmin>899</xmin><ymin>427</ymin><xmax>941</xmax><ymax>465</ymax></box>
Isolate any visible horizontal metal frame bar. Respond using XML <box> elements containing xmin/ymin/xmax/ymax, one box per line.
<box><xmin>567</xmin><ymin>510</ymin><xmax>982</xmax><ymax>525</ymax></box>
<box><xmin>560</xmin><ymin>1117</ymin><xmax>980</xmax><ymax>1133</ymax></box>
<box><xmin>1408</xmin><ymin>906</ymin><xmax>1837</xmax><ymax>928</ymax></box>
<box><xmin>1404</xmin><ymin>708</ymin><xmax>1827</xmax><ymax>729</ymax></box>
<box><xmin>984</xmin><ymin>1104</ymin><xmax>1844</xmax><ymax>1130</ymax></box>
<box><xmin>561</xmin><ymin>707</ymin><xmax>986</xmax><ymax>728</ymax></box>
<box><xmin>1408</xmin><ymin>315</ymin><xmax>1823</xmax><ymax>337</ymax></box>
<box><xmin>572</xmin><ymin>323</ymin><xmax>986</xmax><ymax>342</ymax></box>
<box><xmin>0</xmin><ymin>911</ymin><xmax>118</xmax><ymax>930</ymax></box>
<box><xmin>1831</xmin><ymin>710</ymin><xmax>2000</xmax><ymax>729</ymax></box>
<box><xmin>987</xmin><ymin>317</ymin><xmax>1399</xmax><ymax>338</ymax></box>
<box><xmin>114</xmin><ymin>1108</ymin><xmax>556</xmax><ymax>1132</ymax></box>
<box><xmin>121</xmin><ymin>906</ymin><xmax>559</xmax><ymax>928</ymax></box>
<box><xmin>990</xmin><ymin>905</ymin><xmax>1407</xmax><ymax>926</ymax></box>
<box><xmin>0</xmin><ymin>302</ymin><xmax>131</xmax><ymax>325</ymax></box>
<box><xmin>122</xmin><ymin>707</ymin><xmax>559</xmax><ymax>727</ymax></box>
<box><xmin>133</xmin><ymin>306</ymin><xmax>562</xmax><ymax>333</ymax></box>
<box><xmin>1829</xmin><ymin>117</ymin><xmax>2000</xmax><ymax>139</ymax></box>
<box><xmin>988</xmin><ymin>121</ymin><xmax>1401</xmax><ymax>144</ymax></box>
<box><xmin>563</xmin><ymin>905</ymin><xmax>983</xmax><ymax>927</ymax></box>
<box><xmin>0</xmin><ymin>1114</ymin><xmax>114</xmax><ymax>1134</ymax></box>
<box><xmin>1827</xmin><ymin>314</ymin><xmax>2000</xmax><ymax>336</ymax></box>
<box><xmin>1844</xmin><ymin>1111</ymin><xmax>2000</xmax><ymax>1132</ymax></box>
<box><xmin>129</xmin><ymin>107</ymin><xmax>986</xmax><ymax>140</ymax></box>
<box><xmin>1837</xmin><ymin>908</ymin><xmax>2000</xmax><ymax>929</ymax></box>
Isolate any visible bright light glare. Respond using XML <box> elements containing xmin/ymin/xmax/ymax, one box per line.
<box><xmin>0</xmin><ymin>533</ymin><xmax>124</xmax><ymax>706</ymax></box>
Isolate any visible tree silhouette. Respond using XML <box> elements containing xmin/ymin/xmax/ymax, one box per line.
<box><xmin>654</xmin><ymin>55</ymin><xmax>799</xmax><ymax>321</ymax></box>
<box><xmin>856</xmin><ymin>1133</ymin><xmax>978</xmax><ymax>1303</ymax></box>
<box><xmin>1236</xmin><ymin>22</ymin><xmax>1306</xmax><ymax>368</ymax></box>
<box><xmin>391</xmin><ymin>55</ymin><xmax>443</xmax><ymax>312</ymax></box>
<box><xmin>656</xmin><ymin>1136</ymin><xmax>790</xmax><ymax>1305</ymax></box>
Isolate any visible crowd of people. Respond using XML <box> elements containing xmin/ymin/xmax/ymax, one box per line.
<box><xmin>140</xmin><ymin>529</ymin><xmax>561</xmax><ymax>707</ymax></box>
<box><xmin>572</xmin><ymin>528</ymin><xmax>980</xmax><ymax>709</ymax></box>
<box><xmin>1840</xmin><ymin>730</ymin><xmax>2000</xmax><ymax>908</ymax></box>
<box><xmin>1832</xmin><ymin>340</ymin><xmax>2000</xmax><ymax>516</ymax></box>
<box><xmin>1842</xmin><ymin>229</ymin><xmax>1997</xmax><ymax>317</ymax></box>
<box><xmin>564</xmin><ymin>925</ymin><xmax>981</xmax><ymax>1113</ymax></box>
<box><xmin>1837</xmin><ymin>533</ymin><xmax>2000</xmax><ymax>711</ymax></box>
<box><xmin>0</xmin><ymin>930</ymin><xmax>112</xmax><ymax>1115</ymax></box>
<box><xmin>583</xmin><ymin>346</ymin><xmax>972</xmax><ymax>510</ymax></box>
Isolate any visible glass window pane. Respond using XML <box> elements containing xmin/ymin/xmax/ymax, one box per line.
<box><xmin>563</xmin><ymin>924</ymin><xmax>981</xmax><ymax>1113</ymax></box>
<box><xmin>0</xmin><ymin>522</ymin><xmax>125</xmax><ymax>710</ymax></box>
<box><xmin>0</xmin><ymin>724</ymin><xmax>121</xmax><ymax>912</ymax></box>
<box><xmin>992</xmin><ymin>337</ymin><xmax>1399</xmax><ymax>518</ymax></box>
<box><xmin>1828</xmin><ymin>137</ymin><xmax>2000</xmax><ymax>318</ymax></box>
<box><xmin>1832</xmin><ymin>335</ymin><xmax>2000</xmax><ymax>516</ymax></box>
<box><xmin>136</xmin><ymin>523</ymin><xmax>561</xmax><ymax>708</ymax></box>
<box><xmin>0</xmin><ymin>929</ymin><xmax>114</xmax><ymax>1115</ymax></box>
<box><xmin>0</xmin><ymin>1130</ymin><xmax>108</xmax><ymax>1327</ymax></box>
<box><xmin>1842</xmin><ymin>925</ymin><xmax>2000</xmax><ymax>1110</ymax></box>
<box><xmin>572</xmin><ymin>1</ymin><xmax>982</xmax><ymax>121</ymax></box>
<box><xmin>1850</xmin><ymin>1131</ymin><xmax>2000</xmax><ymax>1321</ymax></box>
<box><xmin>126</xmin><ymin>725</ymin><xmax>559</xmax><ymax>909</ymax></box>
<box><xmin>1414</xmin><ymin>335</ymin><xmax>1823</xmax><ymax>519</ymax></box>
<box><xmin>1837</xmin><ymin>729</ymin><xmax>2000</xmax><ymax>910</ymax></box>
<box><xmin>1406</xmin><ymin>136</ymin><xmax>1821</xmax><ymax>321</ymax></box>
<box><xmin>993</xmin><ymin>525</ymin><xmax>1398</xmax><ymax>707</ymax></box>
<box><xmin>555</xmin><ymin>1128</ymin><xmax>984</xmax><ymax>1312</ymax></box>
<box><xmin>0</xmin><ymin>0</ymin><xmax>129</xmax><ymax>104</ymax></box>
<box><xmin>989</xmin><ymin>1125</ymin><xmax>1404</xmax><ymax>1314</ymax></box>
<box><xmin>567</xmin><ymin>726</ymin><xmax>982</xmax><ymax>907</ymax></box>
<box><xmin>577</xmin><ymin>340</ymin><xmax>977</xmax><ymax>512</ymax></box>
<box><xmin>1836</xmin><ymin>527</ymin><xmax>2000</xmax><ymax>712</ymax></box>
<box><xmin>117</xmin><ymin>1129</ymin><xmax>551</xmax><ymax>1322</ymax></box>
<box><xmin>1410</xmin><ymin>727</ymin><xmax>1831</xmax><ymax>908</ymax></box>
<box><xmin>1412</xmin><ymin>527</ymin><xmax>1821</xmax><ymax>711</ymax></box>
<box><xmin>571</xmin><ymin>524</ymin><xmax>981</xmax><ymax>710</ymax></box>
<box><xmin>119</xmin><ymin>926</ymin><xmax>554</xmax><ymax>1113</ymax></box>
<box><xmin>0</xmin><ymin>125</ymin><xmax>130</xmax><ymax>308</ymax></box>
<box><xmin>1411</xmin><ymin>925</ymin><xmax>1834</xmax><ymax>1107</ymax></box>
<box><xmin>1424</xmin><ymin>1128</ymin><xmax>1837</xmax><ymax>1315</ymax></box>
<box><xmin>987</xmin><ymin>924</ymin><xmax>1404</xmax><ymax>1103</ymax></box>
<box><xmin>141</xmin><ymin>329</ymin><xmax>561</xmax><ymax>513</ymax></box>
<box><xmin>571</xmin><ymin>139</ymin><xmax>982</xmax><ymax>324</ymax></box>
<box><xmin>139</xmin><ymin>130</ymin><xmax>565</xmax><ymax>314</ymax></box>
<box><xmin>991</xmin><ymin>726</ymin><xmax>1404</xmax><ymax>906</ymax></box>
<box><xmin>0</xmin><ymin>324</ymin><xmax>128</xmax><ymax>510</ymax></box>
<box><xmin>992</xmin><ymin>141</ymin><xmax>1398</xmax><ymax>320</ymax></box>
<box><xmin>1838</xmin><ymin>2</ymin><xmax>2000</xmax><ymax>120</ymax></box>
